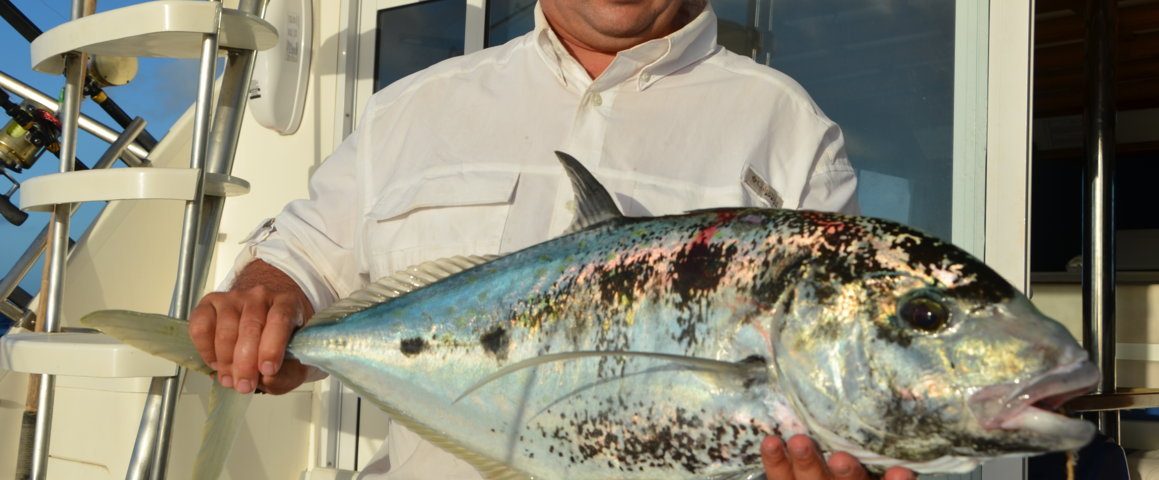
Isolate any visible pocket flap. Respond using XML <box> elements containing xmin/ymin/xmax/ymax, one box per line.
<box><xmin>368</xmin><ymin>168</ymin><xmax>520</xmax><ymax>221</ymax></box>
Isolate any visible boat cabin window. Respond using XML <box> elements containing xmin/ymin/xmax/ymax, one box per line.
<box><xmin>484</xmin><ymin>0</ymin><xmax>534</xmax><ymax>47</ymax></box>
<box><xmin>374</xmin><ymin>0</ymin><xmax>466</xmax><ymax>91</ymax></box>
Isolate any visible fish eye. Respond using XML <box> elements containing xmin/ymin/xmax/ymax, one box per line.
<box><xmin>897</xmin><ymin>292</ymin><xmax>951</xmax><ymax>333</ymax></box>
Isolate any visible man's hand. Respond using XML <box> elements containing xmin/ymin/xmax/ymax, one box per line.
<box><xmin>761</xmin><ymin>435</ymin><xmax>917</xmax><ymax>480</ymax></box>
<box><xmin>189</xmin><ymin>259</ymin><xmax>316</xmax><ymax>395</ymax></box>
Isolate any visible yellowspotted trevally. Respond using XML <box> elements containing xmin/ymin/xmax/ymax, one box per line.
<box><xmin>84</xmin><ymin>152</ymin><xmax>1098</xmax><ymax>479</ymax></box>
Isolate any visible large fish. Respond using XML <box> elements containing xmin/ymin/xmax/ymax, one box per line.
<box><xmin>84</xmin><ymin>152</ymin><xmax>1098</xmax><ymax>479</ymax></box>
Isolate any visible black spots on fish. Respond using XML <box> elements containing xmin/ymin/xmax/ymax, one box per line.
<box><xmin>544</xmin><ymin>396</ymin><xmax>770</xmax><ymax>473</ymax></box>
<box><xmin>671</xmin><ymin>241</ymin><xmax>738</xmax><ymax>301</ymax></box>
<box><xmin>594</xmin><ymin>258</ymin><xmax>655</xmax><ymax>305</ymax></box>
<box><xmin>514</xmin><ymin>293</ymin><xmax>559</xmax><ymax>332</ymax></box>
<box><xmin>947</xmin><ymin>433</ymin><xmax>1047</xmax><ymax>457</ymax></box>
<box><xmin>399</xmin><ymin>337</ymin><xmax>427</xmax><ymax>357</ymax></box>
<box><xmin>873</xmin><ymin>393</ymin><xmax>960</xmax><ymax>461</ymax></box>
<box><xmin>876</xmin><ymin>221</ymin><xmax>1016</xmax><ymax>304</ymax></box>
<box><xmin>883</xmin><ymin>395</ymin><xmax>943</xmax><ymax>437</ymax></box>
<box><xmin>944</xmin><ymin>267</ymin><xmax>1015</xmax><ymax>305</ymax></box>
<box><xmin>670</xmin><ymin>300</ymin><xmax>708</xmax><ymax>350</ymax></box>
<box><xmin>637</xmin><ymin>220</ymin><xmax>739</xmax><ymax>350</ymax></box>
<box><xmin>480</xmin><ymin>326</ymin><xmax>509</xmax><ymax>360</ymax></box>
<box><xmin>752</xmin><ymin>255</ymin><xmax>808</xmax><ymax>309</ymax></box>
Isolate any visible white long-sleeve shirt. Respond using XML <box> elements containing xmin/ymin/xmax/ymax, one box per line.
<box><xmin>233</xmin><ymin>3</ymin><xmax>857</xmax><ymax>478</ymax></box>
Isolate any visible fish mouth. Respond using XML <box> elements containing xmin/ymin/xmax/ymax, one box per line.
<box><xmin>969</xmin><ymin>359</ymin><xmax>1100</xmax><ymax>446</ymax></box>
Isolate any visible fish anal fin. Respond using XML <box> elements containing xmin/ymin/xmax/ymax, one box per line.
<box><xmin>337</xmin><ymin>376</ymin><xmax>533</xmax><ymax>480</ymax></box>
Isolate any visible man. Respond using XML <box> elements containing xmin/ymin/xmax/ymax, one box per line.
<box><xmin>190</xmin><ymin>0</ymin><xmax>915</xmax><ymax>478</ymax></box>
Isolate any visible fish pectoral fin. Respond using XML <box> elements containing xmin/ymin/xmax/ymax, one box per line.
<box><xmin>311</xmin><ymin>254</ymin><xmax>498</xmax><ymax>327</ymax></box>
<box><xmin>693</xmin><ymin>354</ymin><xmax>769</xmax><ymax>391</ymax></box>
<box><xmin>80</xmin><ymin>309</ymin><xmax>214</xmax><ymax>376</ymax></box>
<box><xmin>454</xmin><ymin>351</ymin><xmax>766</xmax><ymax>403</ymax></box>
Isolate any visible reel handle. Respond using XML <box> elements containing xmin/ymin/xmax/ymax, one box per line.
<box><xmin>0</xmin><ymin>193</ymin><xmax>27</xmax><ymax>226</ymax></box>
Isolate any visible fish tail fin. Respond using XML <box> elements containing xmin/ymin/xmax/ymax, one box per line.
<box><xmin>82</xmin><ymin>310</ymin><xmax>253</xmax><ymax>478</ymax></box>
<box><xmin>80</xmin><ymin>310</ymin><xmax>214</xmax><ymax>376</ymax></box>
<box><xmin>193</xmin><ymin>383</ymin><xmax>253</xmax><ymax>480</ymax></box>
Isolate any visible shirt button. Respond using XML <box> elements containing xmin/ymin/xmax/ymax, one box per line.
<box><xmin>640</xmin><ymin>73</ymin><xmax>651</xmax><ymax>82</ymax></box>
<box><xmin>590</xmin><ymin>93</ymin><xmax>603</xmax><ymax>106</ymax></box>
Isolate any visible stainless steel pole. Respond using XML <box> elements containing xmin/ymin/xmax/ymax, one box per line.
<box><xmin>125</xmin><ymin>25</ymin><xmax>221</xmax><ymax>480</ymax></box>
<box><xmin>0</xmin><ymin>71</ymin><xmax>151</xmax><ymax>159</ymax></box>
<box><xmin>1082</xmin><ymin>0</ymin><xmax>1118</xmax><ymax>442</ymax></box>
<box><xmin>0</xmin><ymin>299</ymin><xmax>22</xmax><ymax>322</ymax></box>
<box><xmin>149</xmin><ymin>2</ymin><xmax>269</xmax><ymax>476</ymax></box>
<box><xmin>27</xmin><ymin>0</ymin><xmax>91</xmax><ymax>475</ymax></box>
<box><xmin>190</xmin><ymin>0</ymin><xmax>268</xmax><ymax>303</ymax></box>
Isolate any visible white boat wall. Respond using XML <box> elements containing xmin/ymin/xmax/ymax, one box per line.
<box><xmin>0</xmin><ymin>0</ymin><xmax>1156</xmax><ymax>479</ymax></box>
<box><xmin>0</xmin><ymin>0</ymin><xmax>337</xmax><ymax>477</ymax></box>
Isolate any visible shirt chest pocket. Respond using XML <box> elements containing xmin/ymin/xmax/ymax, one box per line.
<box><xmin>363</xmin><ymin>169</ymin><xmax>519</xmax><ymax>277</ymax></box>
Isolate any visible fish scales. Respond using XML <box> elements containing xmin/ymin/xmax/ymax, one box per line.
<box><xmin>290</xmin><ymin>209</ymin><xmax>812</xmax><ymax>478</ymax></box>
<box><xmin>83</xmin><ymin>152</ymin><xmax>1099</xmax><ymax>479</ymax></box>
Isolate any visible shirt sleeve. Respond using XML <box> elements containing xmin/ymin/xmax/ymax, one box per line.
<box><xmin>745</xmin><ymin>98</ymin><xmax>860</xmax><ymax>216</ymax></box>
<box><xmin>798</xmin><ymin>121</ymin><xmax>860</xmax><ymax>215</ymax></box>
<box><xmin>222</xmin><ymin>133</ymin><xmax>365</xmax><ymax>312</ymax></box>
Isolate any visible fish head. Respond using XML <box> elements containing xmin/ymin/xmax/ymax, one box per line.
<box><xmin>767</xmin><ymin>217</ymin><xmax>1097</xmax><ymax>470</ymax></box>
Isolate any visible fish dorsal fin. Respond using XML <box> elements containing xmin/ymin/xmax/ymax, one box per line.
<box><xmin>555</xmin><ymin>151</ymin><xmax>624</xmax><ymax>234</ymax></box>
<box><xmin>310</xmin><ymin>255</ymin><xmax>497</xmax><ymax>327</ymax></box>
<box><xmin>454</xmin><ymin>351</ymin><xmax>767</xmax><ymax>403</ymax></box>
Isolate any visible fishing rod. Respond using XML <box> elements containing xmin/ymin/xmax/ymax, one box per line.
<box><xmin>0</xmin><ymin>0</ymin><xmax>159</xmax><ymax>150</ymax></box>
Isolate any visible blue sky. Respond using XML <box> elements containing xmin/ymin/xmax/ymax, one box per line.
<box><xmin>1</xmin><ymin>1</ymin><xmax>198</xmax><ymax>315</ymax></box>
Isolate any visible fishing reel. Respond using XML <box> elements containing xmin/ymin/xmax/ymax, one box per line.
<box><xmin>0</xmin><ymin>89</ymin><xmax>61</xmax><ymax>226</ymax></box>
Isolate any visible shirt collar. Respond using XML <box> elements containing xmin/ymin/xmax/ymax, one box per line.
<box><xmin>532</xmin><ymin>2</ymin><xmax>719</xmax><ymax>92</ymax></box>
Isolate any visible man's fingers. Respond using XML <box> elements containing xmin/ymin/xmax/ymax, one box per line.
<box><xmin>760</xmin><ymin>436</ymin><xmax>797</xmax><ymax>480</ymax></box>
<box><xmin>785</xmin><ymin>435</ymin><xmax>829</xmax><ymax>480</ymax></box>
<box><xmin>827</xmin><ymin>452</ymin><xmax>870</xmax><ymax>480</ymax></box>
<box><xmin>189</xmin><ymin>298</ymin><xmax>220</xmax><ymax>370</ymax></box>
<box><xmin>231</xmin><ymin>299</ymin><xmax>270</xmax><ymax>394</ymax></box>
<box><xmin>883</xmin><ymin>467</ymin><xmax>917</xmax><ymax>480</ymax></box>
<box><xmin>761</xmin><ymin>435</ymin><xmax>914</xmax><ymax>480</ymax></box>
<box><xmin>257</xmin><ymin>297</ymin><xmax>301</xmax><ymax>378</ymax></box>
<box><xmin>212</xmin><ymin>300</ymin><xmax>243</xmax><ymax>388</ymax></box>
<box><xmin>258</xmin><ymin>359</ymin><xmax>310</xmax><ymax>395</ymax></box>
